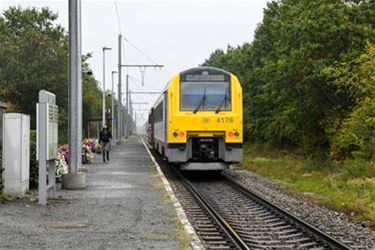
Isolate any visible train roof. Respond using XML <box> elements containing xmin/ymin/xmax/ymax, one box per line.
<box><xmin>151</xmin><ymin>66</ymin><xmax>234</xmax><ymax>110</ymax></box>
<box><xmin>179</xmin><ymin>66</ymin><xmax>232</xmax><ymax>77</ymax></box>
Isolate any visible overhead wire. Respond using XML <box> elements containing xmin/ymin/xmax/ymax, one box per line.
<box><xmin>114</xmin><ymin>0</ymin><xmax>122</xmax><ymax>34</ymax></box>
<box><xmin>122</xmin><ymin>36</ymin><xmax>160</xmax><ymax>65</ymax></box>
<box><xmin>112</xmin><ymin>0</ymin><xmax>161</xmax><ymax>124</ymax></box>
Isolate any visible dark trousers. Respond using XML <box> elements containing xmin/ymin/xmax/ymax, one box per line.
<box><xmin>101</xmin><ymin>142</ymin><xmax>110</xmax><ymax>162</ymax></box>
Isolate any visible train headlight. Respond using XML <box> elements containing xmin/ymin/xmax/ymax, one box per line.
<box><xmin>234</xmin><ymin>131</ymin><xmax>240</xmax><ymax>137</ymax></box>
<box><xmin>179</xmin><ymin>131</ymin><xmax>185</xmax><ymax>138</ymax></box>
<box><xmin>228</xmin><ymin>131</ymin><xmax>234</xmax><ymax>137</ymax></box>
<box><xmin>173</xmin><ymin>132</ymin><xmax>178</xmax><ymax>138</ymax></box>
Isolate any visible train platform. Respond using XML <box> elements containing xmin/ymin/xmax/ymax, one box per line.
<box><xmin>0</xmin><ymin>136</ymin><xmax>187</xmax><ymax>249</ymax></box>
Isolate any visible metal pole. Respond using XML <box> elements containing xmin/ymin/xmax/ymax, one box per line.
<box><xmin>102</xmin><ymin>49</ymin><xmax>105</xmax><ymax>126</ymax></box>
<box><xmin>68</xmin><ymin>0</ymin><xmax>81</xmax><ymax>174</ymax></box>
<box><xmin>102</xmin><ymin>47</ymin><xmax>111</xmax><ymax>127</ymax></box>
<box><xmin>77</xmin><ymin>0</ymin><xmax>82</xmax><ymax>166</ymax></box>
<box><xmin>111</xmin><ymin>71</ymin><xmax>117</xmax><ymax>139</ymax></box>
<box><xmin>125</xmin><ymin>74</ymin><xmax>129</xmax><ymax>139</ymax></box>
<box><xmin>117</xmin><ymin>34</ymin><xmax>122</xmax><ymax>144</ymax></box>
<box><xmin>129</xmin><ymin>90</ymin><xmax>132</xmax><ymax>136</ymax></box>
<box><xmin>134</xmin><ymin>111</ymin><xmax>137</xmax><ymax>134</ymax></box>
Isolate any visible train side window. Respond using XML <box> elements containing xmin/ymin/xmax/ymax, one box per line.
<box><xmin>154</xmin><ymin>100</ymin><xmax>163</xmax><ymax>123</ymax></box>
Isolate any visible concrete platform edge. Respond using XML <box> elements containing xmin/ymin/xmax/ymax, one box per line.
<box><xmin>140</xmin><ymin>137</ymin><xmax>204</xmax><ymax>250</ymax></box>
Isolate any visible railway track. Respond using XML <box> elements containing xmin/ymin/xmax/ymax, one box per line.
<box><xmin>162</xmin><ymin>168</ymin><xmax>352</xmax><ymax>248</ymax></box>
<box><xmin>179</xmin><ymin>171</ymin><xmax>353</xmax><ymax>249</ymax></box>
<box><xmin>147</xmin><ymin>143</ymin><xmax>354</xmax><ymax>249</ymax></box>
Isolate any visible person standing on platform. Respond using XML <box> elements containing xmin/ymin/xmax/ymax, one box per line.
<box><xmin>99</xmin><ymin>125</ymin><xmax>112</xmax><ymax>162</ymax></box>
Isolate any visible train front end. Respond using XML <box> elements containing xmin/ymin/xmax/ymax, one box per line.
<box><xmin>166</xmin><ymin>67</ymin><xmax>243</xmax><ymax>170</ymax></box>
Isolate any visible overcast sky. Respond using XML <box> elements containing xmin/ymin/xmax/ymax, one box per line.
<box><xmin>1</xmin><ymin>0</ymin><xmax>269</xmax><ymax>124</ymax></box>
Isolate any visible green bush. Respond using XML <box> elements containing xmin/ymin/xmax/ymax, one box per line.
<box><xmin>343</xmin><ymin>159</ymin><xmax>375</xmax><ymax>180</ymax></box>
<box><xmin>326</xmin><ymin>44</ymin><xmax>375</xmax><ymax>161</ymax></box>
<box><xmin>0</xmin><ymin>147</ymin><xmax>3</xmax><ymax>194</ymax></box>
<box><xmin>30</xmin><ymin>130</ymin><xmax>38</xmax><ymax>189</ymax></box>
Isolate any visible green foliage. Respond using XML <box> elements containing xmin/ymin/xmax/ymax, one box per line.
<box><xmin>325</xmin><ymin>43</ymin><xmax>375</xmax><ymax>160</ymax></box>
<box><xmin>342</xmin><ymin>159</ymin><xmax>375</xmax><ymax>179</ymax></box>
<box><xmin>0</xmin><ymin>7</ymin><xmax>68</xmax><ymax>125</ymax></box>
<box><xmin>0</xmin><ymin>7</ymin><xmax>107</xmax><ymax>143</ymax></box>
<box><xmin>204</xmin><ymin>0</ymin><xmax>375</xmax><ymax>160</ymax></box>
<box><xmin>240</xmin><ymin>144</ymin><xmax>375</xmax><ymax>221</ymax></box>
<box><xmin>0</xmin><ymin>147</ymin><xmax>3</xmax><ymax>194</ymax></box>
<box><xmin>29</xmin><ymin>130</ymin><xmax>38</xmax><ymax>189</ymax></box>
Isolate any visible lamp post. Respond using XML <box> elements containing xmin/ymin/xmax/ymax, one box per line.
<box><xmin>102</xmin><ymin>47</ymin><xmax>111</xmax><ymax>127</ymax></box>
<box><xmin>111</xmin><ymin>70</ymin><xmax>117</xmax><ymax>139</ymax></box>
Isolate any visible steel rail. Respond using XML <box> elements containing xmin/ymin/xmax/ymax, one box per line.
<box><xmin>223</xmin><ymin>173</ymin><xmax>352</xmax><ymax>250</ymax></box>
<box><xmin>172</xmin><ymin>169</ymin><xmax>250</xmax><ymax>250</ymax></box>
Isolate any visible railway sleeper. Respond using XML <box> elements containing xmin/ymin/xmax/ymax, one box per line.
<box><xmin>197</xmin><ymin>227</ymin><xmax>221</xmax><ymax>232</ymax></box>
<box><xmin>284</xmin><ymin>237</ymin><xmax>316</xmax><ymax>244</ymax></box>
<box><xmin>299</xmin><ymin>241</ymin><xmax>327</xmax><ymax>248</ymax></box>
<box><xmin>201</xmin><ymin>236</ymin><xmax>227</xmax><ymax>241</ymax></box>
<box><xmin>206</xmin><ymin>245</ymin><xmax>232</xmax><ymax>250</ymax></box>
<box><xmin>277</xmin><ymin>232</ymin><xmax>304</xmax><ymax>239</ymax></box>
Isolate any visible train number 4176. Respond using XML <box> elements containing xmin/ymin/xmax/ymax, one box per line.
<box><xmin>216</xmin><ymin>117</ymin><xmax>234</xmax><ymax>123</ymax></box>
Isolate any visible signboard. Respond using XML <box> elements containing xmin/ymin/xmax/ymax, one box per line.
<box><xmin>47</xmin><ymin>104</ymin><xmax>58</xmax><ymax>160</ymax></box>
<box><xmin>36</xmin><ymin>90</ymin><xmax>58</xmax><ymax>161</ymax></box>
<box><xmin>37</xmin><ymin>90</ymin><xmax>58</xmax><ymax>205</ymax></box>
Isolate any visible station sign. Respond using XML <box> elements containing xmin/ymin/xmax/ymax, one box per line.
<box><xmin>37</xmin><ymin>90</ymin><xmax>58</xmax><ymax>161</ymax></box>
<box><xmin>47</xmin><ymin>104</ymin><xmax>58</xmax><ymax>160</ymax></box>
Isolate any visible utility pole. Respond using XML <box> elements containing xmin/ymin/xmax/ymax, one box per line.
<box><xmin>102</xmin><ymin>47</ymin><xmax>111</xmax><ymax>127</ymax></box>
<box><xmin>68</xmin><ymin>0</ymin><xmax>81</xmax><ymax>175</ymax></box>
<box><xmin>129</xmin><ymin>90</ymin><xmax>132</xmax><ymax>136</ymax></box>
<box><xmin>113</xmin><ymin>41</ymin><xmax>163</xmax><ymax>140</ymax></box>
<box><xmin>111</xmin><ymin>71</ymin><xmax>117</xmax><ymax>139</ymax></box>
<box><xmin>64</xmin><ymin>0</ymin><xmax>85</xmax><ymax>189</ymax></box>
<box><xmin>125</xmin><ymin>75</ymin><xmax>129</xmax><ymax>138</ymax></box>
<box><xmin>119</xmin><ymin>65</ymin><xmax>163</xmax><ymax>139</ymax></box>
<box><xmin>117</xmin><ymin>34</ymin><xmax>122</xmax><ymax>144</ymax></box>
<box><xmin>134</xmin><ymin>111</ymin><xmax>137</xmax><ymax>134</ymax></box>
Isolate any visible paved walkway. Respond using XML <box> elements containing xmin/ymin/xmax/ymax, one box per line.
<box><xmin>0</xmin><ymin>136</ymin><xmax>184</xmax><ymax>249</ymax></box>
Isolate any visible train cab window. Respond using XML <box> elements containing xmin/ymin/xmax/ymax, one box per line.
<box><xmin>180</xmin><ymin>81</ymin><xmax>231</xmax><ymax>112</ymax></box>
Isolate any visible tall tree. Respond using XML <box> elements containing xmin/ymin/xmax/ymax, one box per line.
<box><xmin>0</xmin><ymin>7</ymin><xmax>68</xmax><ymax>128</ymax></box>
<box><xmin>0</xmin><ymin>7</ymin><xmax>107</xmax><ymax>142</ymax></box>
<box><xmin>204</xmin><ymin>0</ymin><xmax>375</xmax><ymax>159</ymax></box>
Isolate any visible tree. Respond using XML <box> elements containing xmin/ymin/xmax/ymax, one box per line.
<box><xmin>325</xmin><ymin>43</ymin><xmax>375</xmax><ymax>160</ymax></box>
<box><xmin>0</xmin><ymin>7</ymin><xmax>107</xmax><ymax>143</ymax></box>
<box><xmin>204</xmin><ymin>0</ymin><xmax>375</xmax><ymax>159</ymax></box>
<box><xmin>0</xmin><ymin>7</ymin><xmax>68</xmax><ymax>132</ymax></box>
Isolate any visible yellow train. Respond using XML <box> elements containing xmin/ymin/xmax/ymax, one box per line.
<box><xmin>147</xmin><ymin>66</ymin><xmax>243</xmax><ymax>170</ymax></box>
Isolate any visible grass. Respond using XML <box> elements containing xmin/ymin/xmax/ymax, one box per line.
<box><xmin>239</xmin><ymin>143</ymin><xmax>375</xmax><ymax>226</ymax></box>
<box><xmin>0</xmin><ymin>189</ymin><xmax>34</xmax><ymax>201</ymax></box>
<box><xmin>0</xmin><ymin>193</ymin><xmax>16</xmax><ymax>201</ymax></box>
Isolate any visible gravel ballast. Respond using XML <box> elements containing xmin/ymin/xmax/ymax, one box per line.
<box><xmin>224</xmin><ymin>168</ymin><xmax>375</xmax><ymax>249</ymax></box>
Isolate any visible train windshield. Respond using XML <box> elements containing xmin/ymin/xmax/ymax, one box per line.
<box><xmin>180</xmin><ymin>82</ymin><xmax>231</xmax><ymax>111</ymax></box>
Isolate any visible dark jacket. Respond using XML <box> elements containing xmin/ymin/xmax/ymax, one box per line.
<box><xmin>99</xmin><ymin>128</ymin><xmax>112</xmax><ymax>143</ymax></box>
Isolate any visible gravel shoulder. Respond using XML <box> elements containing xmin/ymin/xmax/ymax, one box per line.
<box><xmin>0</xmin><ymin>137</ymin><xmax>184</xmax><ymax>249</ymax></box>
<box><xmin>225</xmin><ymin>168</ymin><xmax>375</xmax><ymax>249</ymax></box>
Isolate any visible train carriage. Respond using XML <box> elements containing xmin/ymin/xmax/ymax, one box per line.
<box><xmin>147</xmin><ymin>66</ymin><xmax>243</xmax><ymax>170</ymax></box>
